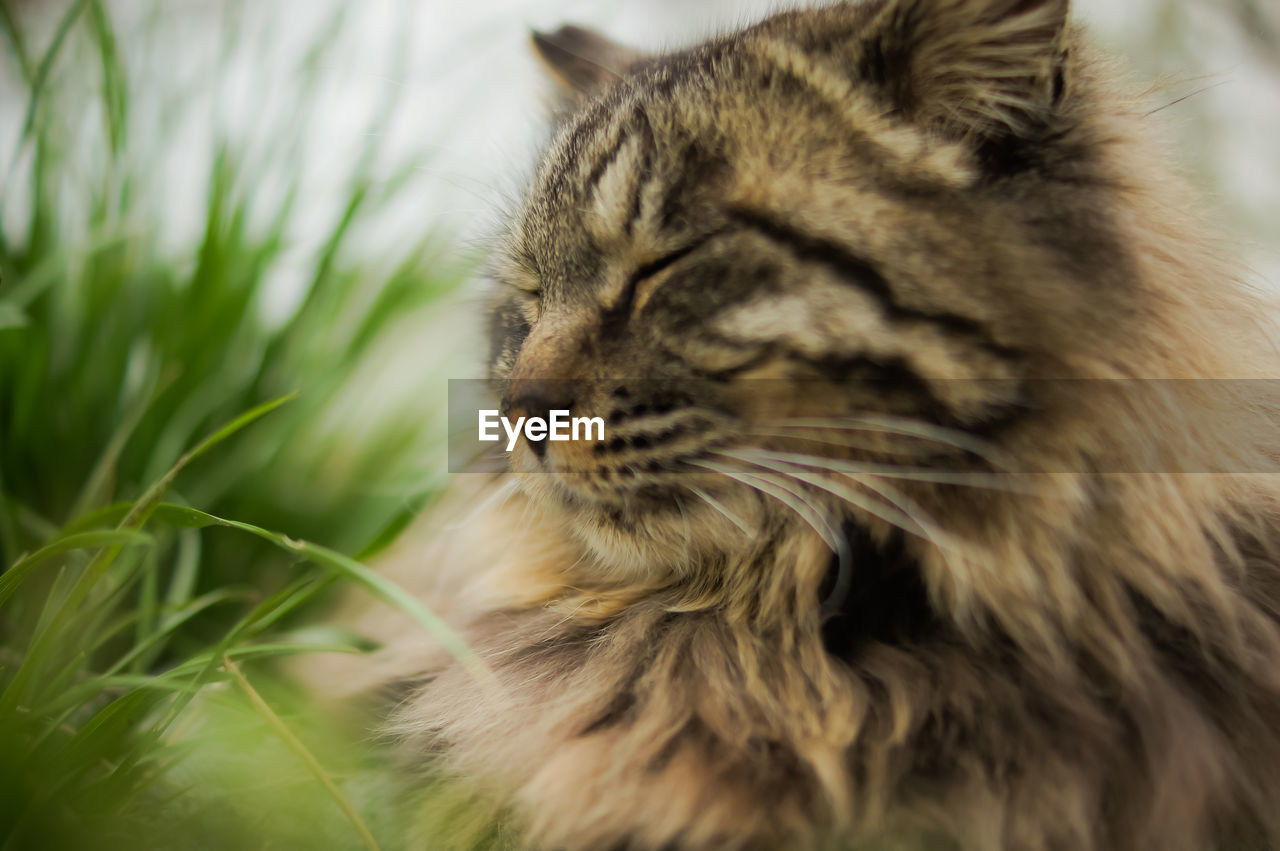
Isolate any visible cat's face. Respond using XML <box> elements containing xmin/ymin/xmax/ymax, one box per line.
<box><xmin>487</xmin><ymin>0</ymin><xmax>1133</xmax><ymax>575</ymax></box>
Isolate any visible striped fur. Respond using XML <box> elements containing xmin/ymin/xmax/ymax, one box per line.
<box><xmin>301</xmin><ymin>1</ymin><xmax>1280</xmax><ymax>848</ymax></box>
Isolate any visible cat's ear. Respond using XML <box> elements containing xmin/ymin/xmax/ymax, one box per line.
<box><xmin>531</xmin><ymin>25</ymin><xmax>646</xmax><ymax>102</ymax></box>
<box><xmin>861</xmin><ymin>0</ymin><xmax>1070</xmax><ymax>144</ymax></box>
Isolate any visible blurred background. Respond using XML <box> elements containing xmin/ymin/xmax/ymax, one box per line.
<box><xmin>0</xmin><ymin>1</ymin><xmax>1276</xmax><ymax>848</ymax></box>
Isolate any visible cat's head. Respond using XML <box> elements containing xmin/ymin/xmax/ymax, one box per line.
<box><xmin>483</xmin><ymin>0</ymin><xmax>1246</xmax><ymax>589</ymax></box>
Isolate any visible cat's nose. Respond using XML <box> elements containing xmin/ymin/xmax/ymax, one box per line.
<box><xmin>503</xmin><ymin>380</ymin><xmax>577</xmax><ymax>459</ymax></box>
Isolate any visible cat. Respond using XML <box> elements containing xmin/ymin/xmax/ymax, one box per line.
<box><xmin>301</xmin><ymin>0</ymin><xmax>1280</xmax><ymax>848</ymax></box>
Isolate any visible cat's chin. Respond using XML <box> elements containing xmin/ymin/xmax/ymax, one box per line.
<box><xmin>570</xmin><ymin>506</ymin><xmax>723</xmax><ymax>579</ymax></box>
<box><xmin>515</xmin><ymin>471</ymin><xmax>765</xmax><ymax>578</ymax></box>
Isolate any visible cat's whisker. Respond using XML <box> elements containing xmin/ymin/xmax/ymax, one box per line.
<box><xmin>713</xmin><ymin>449</ymin><xmax>927</xmax><ymax>539</ymax></box>
<box><xmin>683</xmin><ymin>484</ymin><xmax>755</xmax><ymax>537</ymax></box>
<box><xmin>712</xmin><ymin>449</ymin><xmax>970</xmax><ymax>576</ymax></box>
<box><xmin>748</xmin><ymin>425</ymin><xmax>911</xmax><ymax>457</ymax></box>
<box><xmin>687</xmin><ymin>458</ymin><xmax>847</xmax><ymax>562</ymax></box>
<box><xmin>713</xmin><ymin>449</ymin><xmax>959</xmax><ymax>558</ymax></box>
<box><xmin>732</xmin><ymin>440</ymin><xmax>1036</xmax><ymax>494</ymax></box>
<box><xmin>762</xmin><ymin>421</ymin><xmax>1010</xmax><ymax>471</ymax></box>
<box><xmin>761</xmin><ymin>415</ymin><xmax>1014</xmax><ymax>470</ymax></box>
<box><xmin>830</xmin><ymin>471</ymin><xmax>973</xmax><ymax>574</ymax></box>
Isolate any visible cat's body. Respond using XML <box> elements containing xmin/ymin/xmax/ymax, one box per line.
<box><xmin>304</xmin><ymin>1</ymin><xmax>1280</xmax><ymax>848</ymax></box>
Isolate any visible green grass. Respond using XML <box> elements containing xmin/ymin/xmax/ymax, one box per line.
<box><xmin>0</xmin><ymin>2</ymin><xmax>473</xmax><ymax>847</ymax></box>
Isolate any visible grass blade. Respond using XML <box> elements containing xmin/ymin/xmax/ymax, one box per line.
<box><xmin>223</xmin><ymin>655</ymin><xmax>381</xmax><ymax>851</ymax></box>
<box><xmin>118</xmin><ymin>390</ymin><xmax>299</xmax><ymax>530</ymax></box>
<box><xmin>0</xmin><ymin>528</ymin><xmax>151</xmax><ymax>608</ymax></box>
<box><xmin>138</xmin><ymin>502</ymin><xmax>499</xmax><ymax>697</ymax></box>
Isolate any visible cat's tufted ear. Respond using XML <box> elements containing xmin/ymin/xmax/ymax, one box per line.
<box><xmin>531</xmin><ymin>25</ymin><xmax>646</xmax><ymax>103</ymax></box>
<box><xmin>860</xmin><ymin>0</ymin><xmax>1071</xmax><ymax>149</ymax></box>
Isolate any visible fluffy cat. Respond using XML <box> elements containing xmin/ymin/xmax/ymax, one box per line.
<box><xmin>303</xmin><ymin>1</ymin><xmax>1280</xmax><ymax>848</ymax></box>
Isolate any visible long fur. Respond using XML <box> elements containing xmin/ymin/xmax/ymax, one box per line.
<box><xmin>298</xmin><ymin>1</ymin><xmax>1280</xmax><ymax>848</ymax></box>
